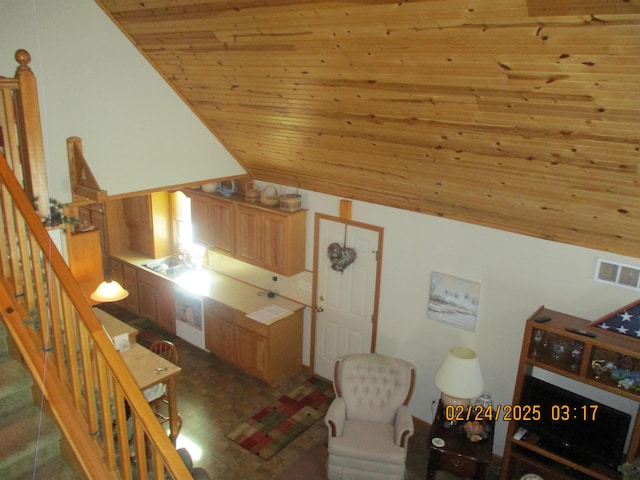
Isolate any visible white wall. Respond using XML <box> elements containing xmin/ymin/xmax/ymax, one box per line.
<box><xmin>0</xmin><ymin>0</ymin><xmax>244</xmax><ymax>201</ymax></box>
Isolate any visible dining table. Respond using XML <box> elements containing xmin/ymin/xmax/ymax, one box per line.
<box><xmin>118</xmin><ymin>343</ymin><xmax>182</xmax><ymax>443</ymax></box>
<box><xmin>95</xmin><ymin>307</ymin><xmax>182</xmax><ymax>442</ymax></box>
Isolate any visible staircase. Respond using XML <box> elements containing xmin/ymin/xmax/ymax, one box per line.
<box><xmin>0</xmin><ymin>321</ymin><xmax>81</xmax><ymax>480</ymax></box>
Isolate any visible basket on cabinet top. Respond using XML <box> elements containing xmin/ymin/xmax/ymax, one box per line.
<box><xmin>245</xmin><ymin>181</ymin><xmax>260</xmax><ymax>203</ymax></box>
<box><xmin>279</xmin><ymin>187</ymin><xmax>302</xmax><ymax>212</ymax></box>
<box><xmin>260</xmin><ymin>184</ymin><xmax>279</xmax><ymax>207</ymax></box>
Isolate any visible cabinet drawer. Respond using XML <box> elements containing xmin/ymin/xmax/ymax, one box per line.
<box><xmin>233</xmin><ymin>311</ymin><xmax>268</xmax><ymax>337</ymax></box>
<box><xmin>207</xmin><ymin>300</ymin><xmax>233</xmax><ymax>322</ymax></box>
<box><xmin>438</xmin><ymin>451</ymin><xmax>481</xmax><ymax>478</ymax></box>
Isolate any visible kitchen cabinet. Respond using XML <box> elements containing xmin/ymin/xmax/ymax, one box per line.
<box><xmin>235</xmin><ymin>204</ymin><xmax>306</xmax><ymax>276</ymax></box>
<box><xmin>122</xmin><ymin>263</ymin><xmax>140</xmax><ymax>313</ymax></box>
<box><xmin>123</xmin><ymin>192</ymin><xmax>170</xmax><ymax>259</ymax></box>
<box><xmin>185</xmin><ymin>189</ymin><xmax>306</xmax><ymax>276</ymax></box>
<box><xmin>188</xmin><ymin>191</ymin><xmax>235</xmax><ymax>255</ymax></box>
<box><xmin>109</xmin><ymin>257</ymin><xmax>140</xmax><ymax>313</ymax></box>
<box><xmin>203</xmin><ymin>299</ymin><xmax>303</xmax><ymax>386</ymax></box>
<box><xmin>204</xmin><ymin>299</ymin><xmax>234</xmax><ymax>362</ymax></box>
<box><xmin>234</xmin><ymin>327</ymin><xmax>268</xmax><ymax>380</ymax></box>
<box><xmin>137</xmin><ymin>268</ymin><xmax>176</xmax><ymax>335</ymax></box>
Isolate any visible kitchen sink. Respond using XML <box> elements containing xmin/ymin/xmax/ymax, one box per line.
<box><xmin>143</xmin><ymin>256</ymin><xmax>191</xmax><ymax>278</ymax></box>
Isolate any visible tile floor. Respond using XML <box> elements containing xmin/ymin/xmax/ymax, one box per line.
<box><xmin>103</xmin><ymin>305</ymin><xmax>498</xmax><ymax>480</ymax></box>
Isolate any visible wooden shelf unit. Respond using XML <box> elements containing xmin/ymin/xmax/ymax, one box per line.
<box><xmin>501</xmin><ymin>306</ymin><xmax>640</xmax><ymax>480</ymax></box>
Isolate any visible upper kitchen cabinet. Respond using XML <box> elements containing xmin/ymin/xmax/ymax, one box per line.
<box><xmin>187</xmin><ymin>190</ymin><xmax>235</xmax><ymax>256</ymax></box>
<box><xmin>236</xmin><ymin>204</ymin><xmax>306</xmax><ymax>276</ymax></box>
<box><xmin>185</xmin><ymin>189</ymin><xmax>307</xmax><ymax>276</ymax></box>
<box><xmin>123</xmin><ymin>192</ymin><xmax>171</xmax><ymax>258</ymax></box>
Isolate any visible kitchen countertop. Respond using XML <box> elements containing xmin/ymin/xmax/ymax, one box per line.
<box><xmin>112</xmin><ymin>251</ymin><xmax>305</xmax><ymax>321</ymax></box>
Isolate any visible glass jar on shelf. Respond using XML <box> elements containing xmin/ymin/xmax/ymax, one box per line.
<box><xmin>570</xmin><ymin>341</ymin><xmax>584</xmax><ymax>371</ymax></box>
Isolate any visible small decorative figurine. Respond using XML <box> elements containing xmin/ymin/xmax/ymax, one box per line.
<box><xmin>463</xmin><ymin>421</ymin><xmax>488</xmax><ymax>442</ymax></box>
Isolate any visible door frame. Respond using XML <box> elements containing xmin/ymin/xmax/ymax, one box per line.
<box><xmin>310</xmin><ymin>212</ymin><xmax>384</xmax><ymax>374</ymax></box>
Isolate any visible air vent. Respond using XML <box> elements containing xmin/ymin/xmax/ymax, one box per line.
<box><xmin>595</xmin><ymin>259</ymin><xmax>640</xmax><ymax>290</ymax></box>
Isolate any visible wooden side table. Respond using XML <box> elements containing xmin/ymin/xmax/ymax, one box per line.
<box><xmin>426</xmin><ymin>401</ymin><xmax>494</xmax><ymax>480</ymax></box>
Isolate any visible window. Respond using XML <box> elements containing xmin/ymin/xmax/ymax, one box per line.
<box><xmin>170</xmin><ymin>191</ymin><xmax>204</xmax><ymax>258</ymax></box>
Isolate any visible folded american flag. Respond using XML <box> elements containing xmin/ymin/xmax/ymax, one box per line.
<box><xmin>591</xmin><ymin>300</ymin><xmax>640</xmax><ymax>339</ymax></box>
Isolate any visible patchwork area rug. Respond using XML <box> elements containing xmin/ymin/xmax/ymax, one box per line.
<box><xmin>226</xmin><ymin>376</ymin><xmax>334</xmax><ymax>460</ymax></box>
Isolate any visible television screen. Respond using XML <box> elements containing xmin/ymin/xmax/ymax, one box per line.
<box><xmin>519</xmin><ymin>375</ymin><xmax>631</xmax><ymax>470</ymax></box>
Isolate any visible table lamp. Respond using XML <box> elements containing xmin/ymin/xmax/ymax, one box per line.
<box><xmin>434</xmin><ymin>346</ymin><xmax>484</xmax><ymax>409</ymax></box>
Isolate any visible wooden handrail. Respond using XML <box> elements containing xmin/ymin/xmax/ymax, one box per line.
<box><xmin>10</xmin><ymin>49</ymin><xmax>49</xmax><ymax>218</ymax></box>
<box><xmin>0</xmin><ymin>50</ymin><xmax>193</xmax><ymax>479</ymax></box>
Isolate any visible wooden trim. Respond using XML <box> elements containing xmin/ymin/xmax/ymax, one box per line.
<box><xmin>333</xmin><ymin>358</ymin><xmax>342</xmax><ymax>398</ymax></box>
<box><xmin>404</xmin><ymin>367</ymin><xmax>416</xmax><ymax>406</ymax></box>
<box><xmin>310</xmin><ymin>212</ymin><xmax>384</xmax><ymax>373</ymax></box>
<box><xmin>67</xmin><ymin>137</ymin><xmax>107</xmax><ymax>203</ymax></box>
<box><xmin>339</xmin><ymin>199</ymin><xmax>352</xmax><ymax>220</ymax></box>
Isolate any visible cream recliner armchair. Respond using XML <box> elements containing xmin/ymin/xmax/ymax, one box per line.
<box><xmin>324</xmin><ymin>353</ymin><xmax>416</xmax><ymax>480</ymax></box>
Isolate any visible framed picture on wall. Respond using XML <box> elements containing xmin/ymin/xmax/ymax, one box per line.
<box><xmin>428</xmin><ymin>272</ymin><xmax>480</xmax><ymax>332</ymax></box>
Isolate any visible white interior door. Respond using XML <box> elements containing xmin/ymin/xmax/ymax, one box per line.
<box><xmin>314</xmin><ymin>217</ymin><xmax>380</xmax><ymax>380</ymax></box>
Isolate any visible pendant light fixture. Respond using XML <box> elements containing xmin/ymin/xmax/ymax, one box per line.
<box><xmin>90</xmin><ymin>202</ymin><xmax>128</xmax><ymax>303</ymax></box>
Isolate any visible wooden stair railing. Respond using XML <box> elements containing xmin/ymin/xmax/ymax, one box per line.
<box><xmin>0</xmin><ymin>50</ymin><xmax>192</xmax><ymax>480</ymax></box>
<box><xmin>0</xmin><ymin>147</ymin><xmax>193</xmax><ymax>480</ymax></box>
<box><xmin>0</xmin><ymin>49</ymin><xmax>49</xmax><ymax>219</ymax></box>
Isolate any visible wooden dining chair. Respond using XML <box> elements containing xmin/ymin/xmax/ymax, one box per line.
<box><xmin>150</xmin><ymin>339</ymin><xmax>179</xmax><ymax>365</ymax></box>
<box><xmin>147</xmin><ymin>340</ymin><xmax>181</xmax><ymax>433</ymax></box>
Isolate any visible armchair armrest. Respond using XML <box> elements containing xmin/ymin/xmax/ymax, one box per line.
<box><xmin>394</xmin><ymin>405</ymin><xmax>414</xmax><ymax>448</ymax></box>
<box><xmin>324</xmin><ymin>397</ymin><xmax>346</xmax><ymax>437</ymax></box>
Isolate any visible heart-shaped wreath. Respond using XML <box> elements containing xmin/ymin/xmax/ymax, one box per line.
<box><xmin>327</xmin><ymin>242</ymin><xmax>357</xmax><ymax>273</ymax></box>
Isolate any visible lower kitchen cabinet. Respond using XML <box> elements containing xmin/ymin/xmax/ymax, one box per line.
<box><xmin>204</xmin><ymin>299</ymin><xmax>234</xmax><ymax>362</ymax></box>
<box><xmin>109</xmin><ymin>257</ymin><xmax>140</xmax><ymax>313</ymax></box>
<box><xmin>137</xmin><ymin>269</ymin><xmax>176</xmax><ymax>335</ymax></box>
<box><xmin>234</xmin><ymin>326</ymin><xmax>268</xmax><ymax>380</ymax></box>
<box><xmin>122</xmin><ymin>263</ymin><xmax>140</xmax><ymax>313</ymax></box>
<box><xmin>204</xmin><ymin>298</ymin><xmax>303</xmax><ymax>386</ymax></box>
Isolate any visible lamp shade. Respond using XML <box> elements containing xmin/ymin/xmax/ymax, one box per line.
<box><xmin>90</xmin><ymin>280</ymin><xmax>129</xmax><ymax>303</ymax></box>
<box><xmin>434</xmin><ymin>346</ymin><xmax>484</xmax><ymax>404</ymax></box>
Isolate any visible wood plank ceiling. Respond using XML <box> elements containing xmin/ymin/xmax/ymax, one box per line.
<box><xmin>96</xmin><ymin>0</ymin><xmax>640</xmax><ymax>258</ymax></box>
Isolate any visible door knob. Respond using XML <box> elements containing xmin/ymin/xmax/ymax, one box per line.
<box><xmin>316</xmin><ymin>306</ymin><xmax>324</xmax><ymax>313</ymax></box>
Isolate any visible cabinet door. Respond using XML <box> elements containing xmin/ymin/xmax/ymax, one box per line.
<box><xmin>122</xmin><ymin>264</ymin><xmax>140</xmax><ymax>313</ymax></box>
<box><xmin>261</xmin><ymin>212</ymin><xmax>287</xmax><ymax>273</ymax></box>
<box><xmin>204</xmin><ymin>299</ymin><xmax>234</xmax><ymax>360</ymax></box>
<box><xmin>190</xmin><ymin>193</ymin><xmax>235</xmax><ymax>255</ymax></box>
<box><xmin>155</xmin><ymin>282</ymin><xmax>175</xmax><ymax>334</ymax></box>
<box><xmin>110</xmin><ymin>257</ymin><xmax>124</xmax><ymax>284</ymax></box>
<box><xmin>138</xmin><ymin>270</ymin><xmax>175</xmax><ymax>334</ymax></box>
<box><xmin>205</xmin><ymin>315</ymin><xmax>234</xmax><ymax>362</ymax></box>
<box><xmin>235</xmin><ymin>206</ymin><xmax>263</xmax><ymax>266</ymax></box>
<box><xmin>190</xmin><ymin>193</ymin><xmax>213</xmax><ymax>247</ymax></box>
<box><xmin>124</xmin><ymin>195</ymin><xmax>154</xmax><ymax>257</ymax></box>
<box><xmin>122</xmin><ymin>193</ymin><xmax>170</xmax><ymax>258</ymax></box>
<box><xmin>210</xmin><ymin>198</ymin><xmax>235</xmax><ymax>255</ymax></box>
<box><xmin>110</xmin><ymin>258</ymin><xmax>138</xmax><ymax>313</ymax></box>
<box><xmin>137</xmin><ymin>271</ymin><xmax>158</xmax><ymax>321</ymax></box>
<box><xmin>234</xmin><ymin>326</ymin><xmax>268</xmax><ymax>380</ymax></box>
